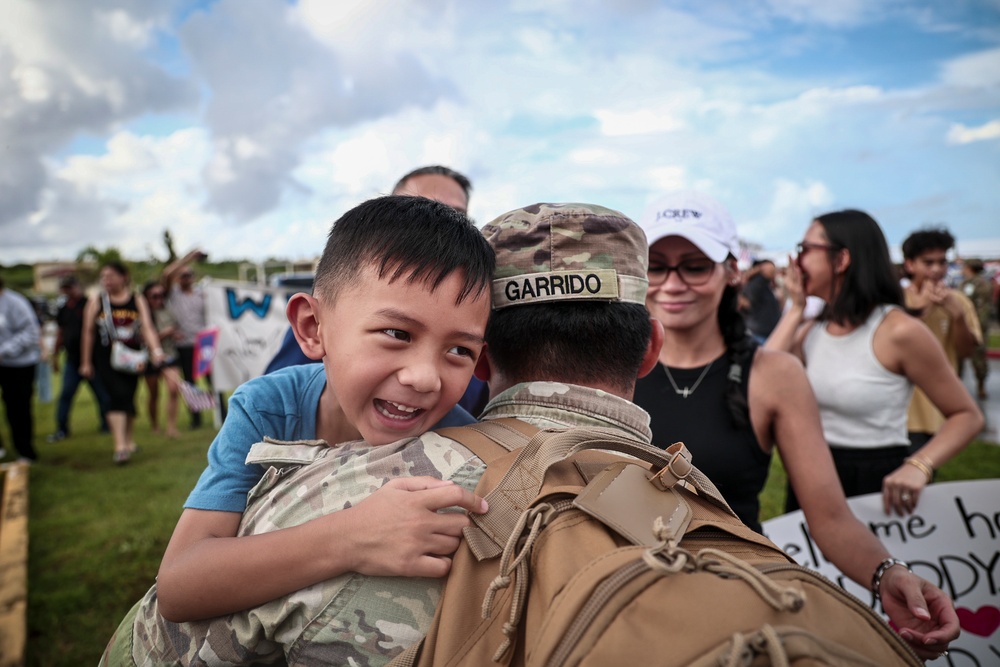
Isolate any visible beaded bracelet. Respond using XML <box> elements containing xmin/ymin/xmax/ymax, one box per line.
<box><xmin>872</xmin><ymin>558</ymin><xmax>910</xmax><ymax>599</ymax></box>
<box><xmin>904</xmin><ymin>456</ymin><xmax>934</xmax><ymax>483</ymax></box>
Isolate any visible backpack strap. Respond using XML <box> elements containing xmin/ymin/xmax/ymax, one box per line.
<box><xmin>463</xmin><ymin>425</ymin><xmax>737</xmax><ymax>560</ymax></box>
<box><xmin>435</xmin><ymin>418</ymin><xmax>541</xmax><ymax>464</ymax></box>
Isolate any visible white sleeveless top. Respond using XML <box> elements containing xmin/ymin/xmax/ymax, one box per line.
<box><xmin>803</xmin><ymin>305</ymin><xmax>912</xmax><ymax>449</ymax></box>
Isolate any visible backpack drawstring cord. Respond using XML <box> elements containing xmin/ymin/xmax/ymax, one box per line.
<box><xmin>482</xmin><ymin>503</ymin><xmax>555</xmax><ymax>662</ymax></box>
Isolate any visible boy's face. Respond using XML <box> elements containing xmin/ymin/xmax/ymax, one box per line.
<box><xmin>904</xmin><ymin>248</ymin><xmax>948</xmax><ymax>286</ymax></box>
<box><xmin>318</xmin><ymin>265</ymin><xmax>490</xmax><ymax>446</ymax></box>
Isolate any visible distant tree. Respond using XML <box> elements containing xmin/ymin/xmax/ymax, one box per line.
<box><xmin>76</xmin><ymin>245</ymin><xmax>123</xmax><ymax>267</ymax></box>
<box><xmin>163</xmin><ymin>230</ymin><xmax>177</xmax><ymax>263</ymax></box>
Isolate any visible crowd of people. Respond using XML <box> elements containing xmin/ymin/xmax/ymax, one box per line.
<box><xmin>0</xmin><ymin>250</ymin><xmax>215</xmax><ymax>465</ymax></box>
<box><xmin>0</xmin><ymin>165</ymin><xmax>993</xmax><ymax>665</ymax></box>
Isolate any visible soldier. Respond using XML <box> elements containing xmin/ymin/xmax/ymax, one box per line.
<box><xmin>960</xmin><ymin>258</ymin><xmax>992</xmax><ymax>399</ymax></box>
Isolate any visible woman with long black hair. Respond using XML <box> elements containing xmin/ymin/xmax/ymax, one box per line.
<box><xmin>765</xmin><ymin>209</ymin><xmax>982</xmax><ymax>515</ymax></box>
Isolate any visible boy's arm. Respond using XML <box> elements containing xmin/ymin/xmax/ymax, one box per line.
<box><xmin>155</xmin><ymin>478</ymin><xmax>487</xmax><ymax>622</ymax></box>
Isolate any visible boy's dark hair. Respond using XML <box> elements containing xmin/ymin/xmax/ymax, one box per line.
<box><xmin>312</xmin><ymin>195</ymin><xmax>494</xmax><ymax>305</ymax></box>
<box><xmin>485</xmin><ymin>301</ymin><xmax>652</xmax><ymax>394</ymax></box>
<box><xmin>901</xmin><ymin>227</ymin><xmax>955</xmax><ymax>260</ymax></box>
<box><xmin>392</xmin><ymin>166</ymin><xmax>473</xmax><ymax>201</ymax></box>
<box><xmin>815</xmin><ymin>209</ymin><xmax>902</xmax><ymax>328</ymax></box>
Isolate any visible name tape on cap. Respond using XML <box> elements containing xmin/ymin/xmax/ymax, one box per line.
<box><xmin>494</xmin><ymin>269</ymin><xmax>620</xmax><ymax>307</ymax></box>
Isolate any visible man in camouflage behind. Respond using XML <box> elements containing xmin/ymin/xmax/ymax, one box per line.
<box><xmin>112</xmin><ymin>202</ymin><xmax>663</xmax><ymax>666</ymax></box>
<box><xmin>960</xmin><ymin>258</ymin><xmax>992</xmax><ymax>399</ymax></box>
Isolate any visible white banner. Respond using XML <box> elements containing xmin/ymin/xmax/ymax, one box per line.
<box><xmin>203</xmin><ymin>279</ymin><xmax>297</xmax><ymax>392</ymax></box>
<box><xmin>762</xmin><ymin>479</ymin><xmax>1000</xmax><ymax>666</ymax></box>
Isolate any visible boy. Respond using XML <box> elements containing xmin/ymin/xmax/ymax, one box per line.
<box><xmin>901</xmin><ymin>227</ymin><xmax>982</xmax><ymax>451</ymax></box>
<box><xmin>103</xmin><ymin>195</ymin><xmax>493</xmax><ymax>664</ymax></box>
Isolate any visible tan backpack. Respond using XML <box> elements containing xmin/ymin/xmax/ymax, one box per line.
<box><xmin>390</xmin><ymin>419</ymin><xmax>923</xmax><ymax>667</ymax></box>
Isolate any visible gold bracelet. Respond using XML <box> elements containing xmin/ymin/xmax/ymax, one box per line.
<box><xmin>904</xmin><ymin>456</ymin><xmax>934</xmax><ymax>483</ymax></box>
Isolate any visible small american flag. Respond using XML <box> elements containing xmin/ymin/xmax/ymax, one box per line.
<box><xmin>180</xmin><ymin>381</ymin><xmax>217</xmax><ymax>413</ymax></box>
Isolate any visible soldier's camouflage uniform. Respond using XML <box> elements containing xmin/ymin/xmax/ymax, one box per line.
<box><xmin>102</xmin><ymin>202</ymin><xmax>653</xmax><ymax>667</ymax></box>
<box><xmin>961</xmin><ymin>272</ymin><xmax>993</xmax><ymax>388</ymax></box>
<box><xmin>111</xmin><ymin>382</ymin><xmax>650</xmax><ymax>666</ymax></box>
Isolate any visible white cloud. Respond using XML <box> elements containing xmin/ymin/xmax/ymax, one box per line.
<box><xmin>595</xmin><ymin>109</ymin><xmax>684</xmax><ymax>136</ymax></box>
<box><xmin>11</xmin><ymin>64</ymin><xmax>51</xmax><ymax>103</ymax></box>
<box><xmin>940</xmin><ymin>47</ymin><xmax>1000</xmax><ymax>88</ymax></box>
<box><xmin>180</xmin><ymin>0</ymin><xmax>456</xmax><ymax>221</ymax></box>
<box><xmin>742</xmin><ymin>179</ymin><xmax>834</xmax><ymax>246</ymax></box>
<box><xmin>99</xmin><ymin>9</ymin><xmax>156</xmax><ymax>48</ymax></box>
<box><xmin>0</xmin><ymin>0</ymin><xmax>195</xmax><ymax>234</ymax></box>
<box><xmin>947</xmin><ymin>119</ymin><xmax>1000</xmax><ymax>144</ymax></box>
<box><xmin>25</xmin><ymin>128</ymin><xmax>214</xmax><ymax>261</ymax></box>
<box><xmin>647</xmin><ymin>167</ymin><xmax>688</xmax><ymax>193</ymax></box>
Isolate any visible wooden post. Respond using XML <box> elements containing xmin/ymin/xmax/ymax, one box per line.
<box><xmin>0</xmin><ymin>462</ymin><xmax>29</xmax><ymax>667</ymax></box>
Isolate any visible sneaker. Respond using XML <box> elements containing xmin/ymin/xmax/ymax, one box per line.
<box><xmin>47</xmin><ymin>430</ymin><xmax>68</xmax><ymax>443</ymax></box>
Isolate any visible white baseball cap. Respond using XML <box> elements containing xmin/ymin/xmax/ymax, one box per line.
<box><xmin>638</xmin><ymin>191</ymin><xmax>739</xmax><ymax>263</ymax></box>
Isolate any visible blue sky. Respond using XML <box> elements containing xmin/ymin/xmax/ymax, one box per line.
<box><xmin>2</xmin><ymin>0</ymin><xmax>998</xmax><ymax>265</ymax></box>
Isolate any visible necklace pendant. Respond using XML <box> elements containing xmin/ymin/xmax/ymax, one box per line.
<box><xmin>664</xmin><ymin>359</ymin><xmax>714</xmax><ymax>400</ymax></box>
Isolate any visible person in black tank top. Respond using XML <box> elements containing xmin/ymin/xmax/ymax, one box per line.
<box><xmin>634</xmin><ymin>346</ymin><xmax>767</xmax><ymax>531</ymax></box>
<box><xmin>633</xmin><ymin>191</ymin><xmax>957</xmax><ymax>660</ymax></box>
<box><xmin>80</xmin><ymin>262</ymin><xmax>166</xmax><ymax>464</ymax></box>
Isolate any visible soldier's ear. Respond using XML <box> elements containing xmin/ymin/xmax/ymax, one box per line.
<box><xmin>637</xmin><ymin>317</ymin><xmax>664</xmax><ymax>379</ymax></box>
<box><xmin>287</xmin><ymin>293</ymin><xmax>325</xmax><ymax>360</ymax></box>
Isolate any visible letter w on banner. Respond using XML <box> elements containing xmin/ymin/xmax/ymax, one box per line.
<box><xmin>203</xmin><ymin>279</ymin><xmax>297</xmax><ymax>392</ymax></box>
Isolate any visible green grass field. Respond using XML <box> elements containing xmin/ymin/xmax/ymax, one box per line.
<box><xmin>6</xmin><ymin>369</ymin><xmax>1000</xmax><ymax>666</ymax></box>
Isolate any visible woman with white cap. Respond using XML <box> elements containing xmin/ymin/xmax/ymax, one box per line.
<box><xmin>633</xmin><ymin>191</ymin><xmax>956</xmax><ymax>661</ymax></box>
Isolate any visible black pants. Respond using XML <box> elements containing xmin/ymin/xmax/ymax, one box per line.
<box><xmin>0</xmin><ymin>364</ymin><xmax>38</xmax><ymax>460</ymax></box>
<box><xmin>785</xmin><ymin>445</ymin><xmax>909</xmax><ymax>513</ymax></box>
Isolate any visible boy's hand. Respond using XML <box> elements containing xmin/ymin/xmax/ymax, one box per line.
<box><xmin>341</xmin><ymin>477</ymin><xmax>488</xmax><ymax>579</ymax></box>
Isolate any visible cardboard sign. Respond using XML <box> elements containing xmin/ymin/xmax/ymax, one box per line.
<box><xmin>762</xmin><ymin>479</ymin><xmax>1000</xmax><ymax>666</ymax></box>
<box><xmin>203</xmin><ymin>280</ymin><xmax>297</xmax><ymax>391</ymax></box>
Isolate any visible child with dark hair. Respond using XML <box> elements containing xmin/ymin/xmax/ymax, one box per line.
<box><xmin>767</xmin><ymin>212</ymin><xmax>982</xmax><ymax>517</ymax></box>
<box><xmin>103</xmin><ymin>195</ymin><xmax>495</xmax><ymax>665</ymax></box>
<box><xmin>900</xmin><ymin>226</ymin><xmax>982</xmax><ymax>450</ymax></box>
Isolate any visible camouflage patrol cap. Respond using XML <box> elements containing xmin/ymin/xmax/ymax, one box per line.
<box><xmin>481</xmin><ymin>203</ymin><xmax>649</xmax><ymax>310</ymax></box>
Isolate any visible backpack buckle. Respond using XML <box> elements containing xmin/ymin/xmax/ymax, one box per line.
<box><xmin>650</xmin><ymin>442</ymin><xmax>693</xmax><ymax>491</ymax></box>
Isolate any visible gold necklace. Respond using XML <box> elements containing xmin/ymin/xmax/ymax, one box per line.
<box><xmin>662</xmin><ymin>360</ymin><xmax>714</xmax><ymax>399</ymax></box>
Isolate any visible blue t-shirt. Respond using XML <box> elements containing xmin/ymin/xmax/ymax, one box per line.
<box><xmin>184</xmin><ymin>364</ymin><xmax>476</xmax><ymax>512</ymax></box>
